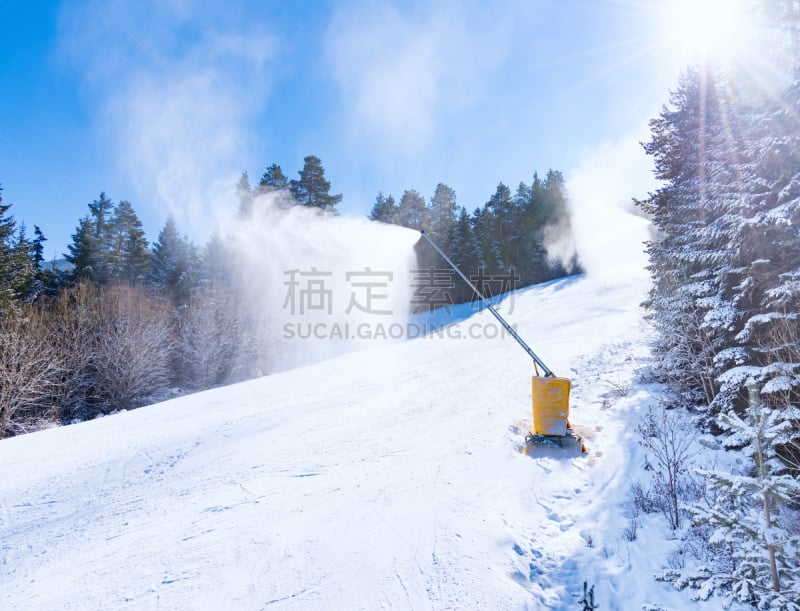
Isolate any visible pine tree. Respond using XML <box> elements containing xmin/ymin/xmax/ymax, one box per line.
<box><xmin>30</xmin><ymin>226</ymin><xmax>60</xmax><ymax>295</ymax></box>
<box><xmin>513</xmin><ymin>179</ymin><xmax>548</xmax><ymax>285</ymax></box>
<box><xmin>9</xmin><ymin>223</ymin><xmax>37</xmax><ymax>299</ymax></box>
<box><xmin>396</xmin><ymin>189</ymin><xmax>429</xmax><ymax>231</ymax></box>
<box><xmin>66</xmin><ymin>194</ymin><xmax>150</xmax><ymax>286</ymax></box>
<box><xmin>471</xmin><ymin>205</ymin><xmax>492</xmax><ymax>273</ymax></box>
<box><xmin>109</xmin><ymin>200</ymin><xmax>150</xmax><ymax>284</ymax></box>
<box><xmin>513</xmin><ymin>181</ymin><xmax>530</xmax><ymax>211</ymax></box>
<box><xmin>87</xmin><ymin>192</ymin><xmax>114</xmax><ymax>284</ymax></box>
<box><xmin>724</xmin><ymin>10</ymin><xmax>800</xmax><ymax>455</ymax></box>
<box><xmin>0</xmin><ymin>185</ymin><xmax>19</xmax><ymax>307</ymax></box>
<box><xmin>539</xmin><ymin>170</ymin><xmax>569</xmax><ymax>228</ymax></box>
<box><xmin>429</xmin><ymin>183</ymin><xmax>458</xmax><ymax>240</ymax></box>
<box><xmin>637</xmin><ymin>66</ymin><xmax>747</xmax><ymax>410</ymax></box>
<box><xmin>31</xmin><ymin>226</ymin><xmax>45</xmax><ymax>269</ymax></box>
<box><xmin>236</xmin><ymin>171</ymin><xmax>254</xmax><ymax>216</ymax></box>
<box><xmin>259</xmin><ymin>163</ymin><xmax>289</xmax><ymax>191</ymax></box>
<box><xmin>540</xmin><ymin>170</ymin><xmax>581</xmax><ymax>279</ymax></box>
<box><xmin>255</xmin><ymin>163</ymin><xmax>294</xmax><ymax>209</ymax></box>
<box><xmin>485</xmin><ymin>182</ymin><xmax>514</xmax><ymax>271</ymax></box>
<box><xmin>0</xmin><ymin>189</ymin><xmax>55</xmax><ymax>302</ymax></box>
<box><xmin>637</xmin><ymin>14</ymin><xmax>800</xmax><ymax>607</ymax></box>
<box><xmin>65</xmin><ymin>217</ymin><xmax>96</xmax><ymax>282</ymax></box>
<box><xmin>368</xmin><ymin>192</ymin><xmax>398</xmax><ymax>224</ymax></box>
<box><xmin>663</xmin><ymin>384</ymin><xmax>800</xmax><ymax>609</ymax></box>
<box><xmin>446</xmin><ymin>206</ymin><xmax>484</xmax><ymax>283</ymax></box>
<box><xmin>201</xmin><ymin>230</ymin><xmax>230</xmax><ymax>287</ymax></box>
<box><xmin>289</xmin><ymin>155</ymin><xmax>342</xmax><ymax>211</ymax></box>
<box><xmin>149</xmin><ymin>215</ymin><xmax>199</xmax><ymax>306</ymax></box>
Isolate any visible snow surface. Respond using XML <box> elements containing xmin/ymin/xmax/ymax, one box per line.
<box><xmin>1</xmin><ymin>271</ymin><xmax>718</xmax><ymax>610</ymax></box>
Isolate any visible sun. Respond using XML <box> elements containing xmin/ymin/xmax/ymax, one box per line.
<box><xmin>661</xmin><ymin>0</ymin><xmax>755</xmax><ymax>66</ymax></box>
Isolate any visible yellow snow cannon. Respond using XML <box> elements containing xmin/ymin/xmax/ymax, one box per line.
<box><xmin>419</xmin><ymin>231</ymin><xmax>586</xmax><ymax>456</ymax></box>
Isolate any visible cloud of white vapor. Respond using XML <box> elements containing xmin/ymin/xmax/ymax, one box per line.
<box><xmin>58</xmin><ymin>0</ymin><xmax>275</xmax><ymax>237</ymax></box>
<box><xmin>224</xmin><ymin>194</ymin><xmax>420</xmax><ymax>372</ymax></box>
<box><xmin>564</xmin><ymin>128</ymin><xmax>657</xmax><ymax>279</ymax></box>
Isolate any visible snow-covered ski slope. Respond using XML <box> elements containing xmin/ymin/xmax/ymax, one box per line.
<box><xmin>1</xmin><ymin>271</ymin><xmax>701</xmax><ymax>610</ymax></box>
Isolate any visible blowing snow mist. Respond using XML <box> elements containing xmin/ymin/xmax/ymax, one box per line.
<box><xmin>220</xmin><ymin>194</ymin><xmax>419</xmax><ymax>373</ymax></box>
<box><xmin>564</xmin><ymin>134</ymin><xmax>655</xmax><ymax>279</ymax></box>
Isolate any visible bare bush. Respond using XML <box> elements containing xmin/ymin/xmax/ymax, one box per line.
<box><xmin>0</xmin><ymin>305</ymin><xmax>62</xmax><ymax>436</ymax></box>
<box><xmin>91</xmin><ymin>284</ymin><xmax>175</xmax><ymax>411</ymax></box>
<box><xmin>49</xmin><ymin>282</ymin><xmax>102</xmax><ymax>420</ymax></box>
<box><xmin>175</xmin><ymin>285</ymin><xmax>256</xmax><ymax>390</ymax></box>
<box><xmin>622</xmin><ymin>501</ymin><xmax>640</xmax><ymax>541</ymax></box>
<box><xmin>622</xmin><ymin>518</ymin><xmax>639</xmax><ymax>542</ymax></box>
<box><xmin>602</xmin><ymin>376</ymin><xmax>631</xmax><ymax>399</ymax></box>
<box><xmin>666</xmin><ymin>549</ymin><xmax>685</xmax><ymax>570</ymax></box>
<box><xmin>631</xmin><ymin>481</ymin><xmax>661</xmax><ymax>515</ymax></box>
<box><xmin>637</xmin><ymin>405</ymin><xmax>699</xmax><ymax>529</ymax></box>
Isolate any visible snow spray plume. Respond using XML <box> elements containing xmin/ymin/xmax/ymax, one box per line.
<box><xmin>562</xmin><ymin>133</ymin><xmax>656</xmax><ymax>279</ymax></box>
<box><xmin>58</xmin><ymin>0</ymin><xmax>274</xmax><ymax>241</ymax></box>
<box><xmin>220</xmin><ymin>194</ymin><xmax>418</xmax><ymax>373</ymax></box>
<box><xmin>60</xmin><ymin>3</ymin><xmax>419</xmax><ymax>373</ymax></box>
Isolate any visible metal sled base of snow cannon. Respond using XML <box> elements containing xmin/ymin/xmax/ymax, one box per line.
<box><xmin>522</xmin><ymin>375</ymin><xmax>588</xmax><ymax>457</ymax></box>
<box><xmin>522</xmin><ymin>429</ymin><xmax>586</xmax><ymax>457</ymax></box>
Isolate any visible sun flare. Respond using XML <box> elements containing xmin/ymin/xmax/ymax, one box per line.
<box><xmin>662</xmin><ymin>0</ymin><xmax>755</xmax><ymax>65</ymax></box>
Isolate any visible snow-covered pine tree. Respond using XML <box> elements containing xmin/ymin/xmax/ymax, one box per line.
<box><xmin>662</xmin><ymin>383</ymin><xmax>800</xmax><ymax>609</ymax></box>
<box><xmin>638</xmin><ymin>64</ymin><xmax>761</xmax><ymax>416</ymax></box>
<box><xmin>640</xmin><ymin>8</ymin><xmax>800</xmax><ymax>602</ymax></box>
<box><xmin>719</xmin><ymin>2</ymin><xmax>800</xmax><ymax>467</ymax></box>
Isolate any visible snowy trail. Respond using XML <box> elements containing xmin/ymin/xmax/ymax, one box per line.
<box><xmin>1</xmin><ymin>272</ymin><xmax>700</xmax><ymax>610</ymax></box>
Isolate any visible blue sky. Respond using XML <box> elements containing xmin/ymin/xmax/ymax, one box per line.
<box><xmin>1</xmin><ymin>0</ymin><xmax>691</xmax><ymax>259</ymax></box>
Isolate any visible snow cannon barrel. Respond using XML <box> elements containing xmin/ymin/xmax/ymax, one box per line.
<box><xmin>531</xmin><ymin>375</ymin><xmax>571</xmax><ymax>436</ymax></box>
<box><xmin>418</xmin><ymin>230</ymin><xmax>554</xmax><ymax>377</ymax></box>
<box><xmin>417</xmin><ymin>231</ymin><xmax>579</xmax><ymax>446</ymax></box>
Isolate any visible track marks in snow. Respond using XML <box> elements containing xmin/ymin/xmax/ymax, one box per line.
<box><xmin>2</xmin><ymin>273</ymin><xmax>674</xmax><ymax>609</ymax></box>
<box><xmin>512</xmin><ymin>326</ymin><xmax>665</xmax><ymax>608</ymax></box>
